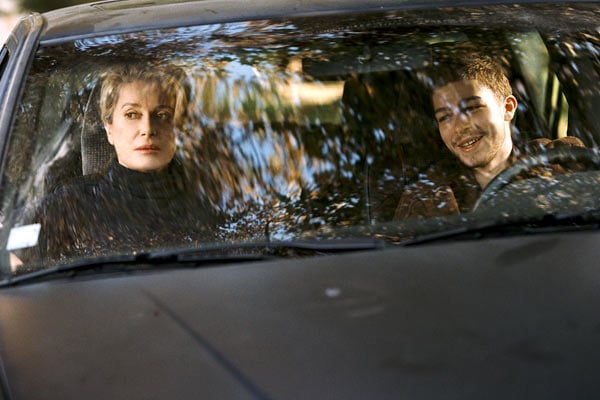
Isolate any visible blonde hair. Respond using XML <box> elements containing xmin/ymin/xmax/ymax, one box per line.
<box><xmin>99</xmin><ymin>63</ymin><xmax>188</xmax><ymax>128</ymax></box>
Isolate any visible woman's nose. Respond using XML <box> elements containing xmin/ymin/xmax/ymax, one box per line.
<box><xmin>140</xmin><ymin>115</ymin><xmax>155</xmax><ymax>136</ymax></box>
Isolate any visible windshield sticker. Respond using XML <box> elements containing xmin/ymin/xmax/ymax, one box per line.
<box><xmin>6</xmin><ymin>224</ymin><xmax>41</xmax><ymax>251</ymax></box>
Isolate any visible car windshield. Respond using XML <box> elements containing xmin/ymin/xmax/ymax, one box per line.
<box><xmin>1</xmin><ymin>3</ymin><xmax>599</xmax><ymax>277</ymax></box>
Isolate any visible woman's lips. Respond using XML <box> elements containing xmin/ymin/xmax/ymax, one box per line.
<box><xmin>135</xmin><ymin>144</ymin><xmax>161</xmax><ymax>153</ymax></box>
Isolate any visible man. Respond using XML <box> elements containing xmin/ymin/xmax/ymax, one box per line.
<box><xmin>394</xmin><ymin>54</ymin><xmax>583</xmax><ymax>220</ymax></box>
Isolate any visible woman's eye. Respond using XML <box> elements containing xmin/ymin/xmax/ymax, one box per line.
<box><xmin>155</xmin><ymin>111</ymin><xmax>173</xmax><ymax>121</ymax></box>
<box><xmin>124</xmin><ymin>111</ymin><xmax>140</xmax><ymax>119</ymax></box>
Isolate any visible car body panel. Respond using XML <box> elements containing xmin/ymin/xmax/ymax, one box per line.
<box><xmin>1</xmin><ymin>230</ymin><xmax>600</xmax><ymax>399</ymax></box>
<box><xmin>37</xmin><ymin>0</ymin><xmax>600</xmax><ymax>44</ymax></box>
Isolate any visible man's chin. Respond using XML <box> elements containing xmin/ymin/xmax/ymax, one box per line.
<box><xmin>455</xmin><ymin>153</ymin><xmax>488</xmax><ymax>169</ymax></box>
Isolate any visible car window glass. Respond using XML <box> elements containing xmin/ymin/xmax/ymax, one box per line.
<box><xmin>0</xmin><ymin>4</ymin><xmax>599</xmax><ymax>274</ymax></box>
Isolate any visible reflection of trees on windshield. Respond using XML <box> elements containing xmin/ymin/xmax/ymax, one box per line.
<box><xmin>181</xmin><ymin>66</ymin><xmax>376</xmax><ymax>240</ymax></box>
<box><xmin>2</xmin><ymin>21</ymin><xmax>448</xmax><ymax>241</ymax></box>
<box><xmin>6</xmin><ymin>10</ymin><xmax>600</xmax><ymax>242</ymax></box>
<box><xmin>180</xmin><ymin>61</ymin><xmax>443</xmax><ymax>240</ymax></box>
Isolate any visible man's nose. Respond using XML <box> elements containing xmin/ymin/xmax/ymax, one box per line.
<box><xmin>452</xmin><ymin>110</ymin><xmax>471</xmax><ymax>133</ymax></box>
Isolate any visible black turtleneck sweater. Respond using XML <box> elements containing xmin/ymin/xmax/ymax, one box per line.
<box><xmin>29</xmin><ymin>159</ymin><xmax>219</xmax><ymax>264</ymax></box>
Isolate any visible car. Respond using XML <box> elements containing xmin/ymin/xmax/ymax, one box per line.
<box><xmin>0</xmin><ymin>0</ymin><xmax>599</xmax><ymax>398</ymax></box>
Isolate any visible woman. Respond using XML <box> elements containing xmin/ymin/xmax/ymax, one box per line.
<box><xmin>100</xmin><ymin>63</ymin><xmax>186</xmax><ymax>173</ymax></box>
<box><xmin>19</xmin><ymin>63</ymin><xmax>219</xmax><ymax>266</ymax></box>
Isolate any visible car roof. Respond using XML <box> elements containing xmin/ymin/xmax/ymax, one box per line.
<box><xmin>39</xmin><ymin>0</ymin><xmax>600</xmax><ymax>45</ymax></box>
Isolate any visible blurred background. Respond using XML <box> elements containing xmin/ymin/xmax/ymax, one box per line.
<box><xmin>1</xmin><ymin>0</ymin><xmax>89</xmax><ymax>43</ymax></box>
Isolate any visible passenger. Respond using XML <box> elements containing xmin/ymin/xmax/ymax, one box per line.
<box><xmin>16</xmin><ymin>63</ymin><xmax>219</xmax><ymax>266</ymax></box>
<box><xmin>394</xmin><ymin>54</ymin><xmax>584</xmax><ymax>220</ymax></box>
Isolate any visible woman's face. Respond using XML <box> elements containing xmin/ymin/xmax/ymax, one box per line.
<box><xmin>104</xmin><ymin>80</ymin><xmax>177</xmax><ymax>172</ymax></box>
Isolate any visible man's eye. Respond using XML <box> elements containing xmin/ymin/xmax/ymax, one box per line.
<box><xmin>436</xmin><ymin>114</ymin><xmax>452</xmax><ymax>123</ymax></box>
<box><xmin>463</xmin><ymin>104</ymin><xmax>484</xmax><ymax>114</ymax></box>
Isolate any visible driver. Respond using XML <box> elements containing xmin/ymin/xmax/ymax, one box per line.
<box><xmin>394</xmin><ymin>54</ymin><xmax>585</xmax><ymax>220</ymax></box>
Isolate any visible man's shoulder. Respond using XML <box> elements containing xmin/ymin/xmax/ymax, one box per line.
<box><xmin>413</xmin><ymin>157</ymin><xmax>476</xmax><ymax>186</ymax></box>
<box><xmin>525</xmin><ymin>136</ymin><xmax>585</xmax><ymax>153</ymax></box>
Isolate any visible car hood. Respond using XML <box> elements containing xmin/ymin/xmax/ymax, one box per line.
<box><xmin>1</xmin><ymin>231</ymin><xmax>600</xmax><ymax>399</ymax></box>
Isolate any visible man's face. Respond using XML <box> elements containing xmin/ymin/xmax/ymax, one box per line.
<box><xmin>432</xmin><ymin>79</ymin><xmax>516</xmax><ymax>171</ymax></box>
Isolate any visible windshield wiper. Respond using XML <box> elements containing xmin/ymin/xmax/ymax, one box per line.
<box><xmin>0</xmin><ymin>238</ymin><xmax>386</xmax><ymax>288</ymax></box>
<box><xmin>400</xmin><ymin>209</ymin><xmax>600</xmax><ymax>247</ymax></box>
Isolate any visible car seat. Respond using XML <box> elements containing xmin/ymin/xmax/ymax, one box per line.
<box><xmin>80</xmin><ymin>82</ymin><xmax>115</xmax><ymax>176</ymax></box>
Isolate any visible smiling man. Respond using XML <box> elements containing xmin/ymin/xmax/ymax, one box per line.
<box><xmin>432</xmin><ymin>71</ymin><xmax>517</xmax><ymax>189</ymax></box>
<box><xmin>394</xmin><ymin>54</ymin><xmax>582</xmax><ymax>220</ymax></box>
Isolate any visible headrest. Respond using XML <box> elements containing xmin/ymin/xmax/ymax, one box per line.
<box><xmin>80</xmin><ymin>84</ymin><xmax>115</xmax><ymax>175</ymax></box>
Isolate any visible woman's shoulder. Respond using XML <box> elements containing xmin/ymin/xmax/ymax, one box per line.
<box><xmin>49</xmin><ymin>172</ymin><xmax>108</xmax><ymax>198</ymax></box>
<box><xmin>38</xmin><ymin>173</ymin><xmax>120</xmax><ymax>220</ymax></box>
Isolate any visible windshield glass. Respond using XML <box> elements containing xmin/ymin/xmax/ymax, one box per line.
<box><xmin>1</xmin><ymin>3</ymin><xmax>599</xmax><ymax>276</ymax></box>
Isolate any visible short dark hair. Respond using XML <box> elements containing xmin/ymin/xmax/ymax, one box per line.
<box><xmin>421</xmin><ymin>52</ymin><xmax>513</xmax><ymax>100</ymax></box>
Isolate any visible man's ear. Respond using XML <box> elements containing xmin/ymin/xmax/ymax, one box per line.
<box><xmin>104</xmin><ymin>119</ymin><xmax>114</xmax><ymax>146</ymax></box>
<box><xmin>504</xmin><ymin>95</ymin><xmax>518</xmax><ymax>121</ymax></box>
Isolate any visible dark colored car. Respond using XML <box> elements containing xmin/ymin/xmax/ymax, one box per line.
<box><xmin>0</xmin><ymin>0</ymin><xmax>600</xmax><ymax>398</ymax></box>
